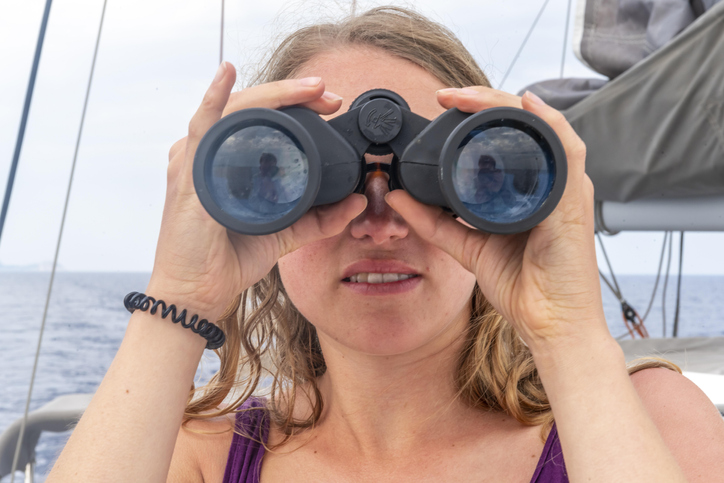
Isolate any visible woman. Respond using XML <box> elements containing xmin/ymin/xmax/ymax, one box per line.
<box><xmin>48</xmin><ymin>7</ymin><xmax>724</xmax><ymax>483</ymax></box>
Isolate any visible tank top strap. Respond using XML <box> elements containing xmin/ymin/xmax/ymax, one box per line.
<box><xmin>222</xmin><ymin>397</ymin><xmax>269</xmax><ymax>483</ymax></box>
<box><xmin>529</xmin><ymin>423</ymin><xmax>569</xmax><ymax>483</ymax></box>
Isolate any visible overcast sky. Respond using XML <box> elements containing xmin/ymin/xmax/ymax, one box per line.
<box><xmin>0</xmin><ymin>0</ymin><xmax>722</xmax><ymax>274</ymax></box>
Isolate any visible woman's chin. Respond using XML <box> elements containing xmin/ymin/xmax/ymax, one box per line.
<box><xmin>317</xmin><ymin>314</ymin><xmax>466</xmax><ymax>359</ymax></box>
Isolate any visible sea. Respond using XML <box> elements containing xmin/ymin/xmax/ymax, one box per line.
<box><xmin>1</xmin><ymin>271</ymin><xmax>723</xmax><ymax>482</ymax></box>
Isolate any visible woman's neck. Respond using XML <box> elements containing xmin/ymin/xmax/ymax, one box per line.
<box><xmin>307</xmin><ymin>313</ymin><xmax>491</xmax><ymax>458</ymax></box>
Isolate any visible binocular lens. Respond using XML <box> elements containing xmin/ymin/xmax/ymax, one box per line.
<box><xmin>451</xmin><ymin>122</ymin><xmax>555</xmax><ymax>225</ymax></box>
<box><xmin>208</xmin><ymin>123</ymin><xmax>309</xmax><ymax>225</ymax></box>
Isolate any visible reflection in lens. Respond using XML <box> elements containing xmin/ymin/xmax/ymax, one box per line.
<box><xmin>452</xmin><ymin>124</ymin><xmax>554</xmax><ymax>224</ymax></box>
<box><xmin>207</xmin><ymin>124</ymin><xmax>309</xmax><ymax>225</ymax></box>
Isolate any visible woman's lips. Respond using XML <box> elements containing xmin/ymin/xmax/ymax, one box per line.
<box><xmin>341</xmin><ymin>259</ymin><xmax>419</xmax><ymax>280</ymax></box>
<box><xmin>341</xmin><ymin>275</ymin><xmax>422</xmax><ymax>295</ymax></box>
<box><xmin>346</xmin><ymin>272</ymin><xmax>415</xmax><ymax>283</ymax></box>
<box><xmin>341</xmin><ymin>259</ymin><xmax>422</xmax><ymax>295</ymax></box>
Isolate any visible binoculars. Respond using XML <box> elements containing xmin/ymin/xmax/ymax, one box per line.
<box><xmin>193</xmin><ymin>89</ymin><xmax>566</xmax><ymax>235</ymax></box>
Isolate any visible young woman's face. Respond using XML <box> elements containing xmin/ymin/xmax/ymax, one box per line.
<box><xmin>278</xmin><ymin>47</ymin><xmax>478</xmax><ymax>357</ymax></box>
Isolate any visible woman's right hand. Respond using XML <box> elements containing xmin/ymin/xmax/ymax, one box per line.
<box><xmin>148</xmin><ymin>63</ymin><xmax>367</xmax><ymax>319</ymax></box>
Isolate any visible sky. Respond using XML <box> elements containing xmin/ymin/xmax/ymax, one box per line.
<box><xmin>0</xmin><ymin>0</ymin><xmax>723</xmax><ymax>274</ymax></box>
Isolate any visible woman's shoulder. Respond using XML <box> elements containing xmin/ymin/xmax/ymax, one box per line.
<box><xmin>629</xmin><ymin>367</ymin><xmax>724</xmax><ymax>478</ymax></box>
<box><xmin>168</xmin><ymin>400</ymin><xmax>265</xmax><ymax>483</ymax></box>
<box><xmin>629</xmin><ymin>366</ymin><xmax>722</xmax><ymax>423</ymax></box>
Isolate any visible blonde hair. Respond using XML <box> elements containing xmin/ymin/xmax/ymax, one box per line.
<box><xmin>183</xmin><ymin>6</ymin><xmax>680</xmax><ymax>444</ymax></box>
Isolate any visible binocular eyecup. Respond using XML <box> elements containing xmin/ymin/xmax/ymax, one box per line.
<box><xmin>193</xmin><ymin>89</ymin><xmax>567</xmax><ymax>236</ymax></box>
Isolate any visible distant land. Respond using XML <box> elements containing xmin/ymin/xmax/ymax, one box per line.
<box><xmin>0</xmin><ymin>261</ymin><xmax>66</xmax><ymax>272</ymax></box>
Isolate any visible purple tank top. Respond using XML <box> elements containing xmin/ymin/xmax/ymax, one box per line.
<box><xmin>223</xmin><ymin>398</ymin><xmax>568</xmax><ymax>482</ymax></box>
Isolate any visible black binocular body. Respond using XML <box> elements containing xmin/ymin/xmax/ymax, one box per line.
<box><xmin>193</xmin><ymin>89</ymin><xmax>567</xmax><ymax>235</ymax></box>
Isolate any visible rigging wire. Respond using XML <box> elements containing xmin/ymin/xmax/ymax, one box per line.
<box><xmin>661</xmin><ymin>229</ymin><xmax>674</xmax><ymax>337</ymax></box>
<box><xmin>596</xmin><ymin>233</ymin><xmax>649</xmax><ymax>339</ymax></box>
<box><xmin>9</xmin><ymin>1</ymin><xmax>109</xmax><ymax>481</ymax></box>
<box><xmin>0</xmin><ymin>0</ymin><xmax>54</xmax><ymax>245</ymax></box>
<box><xmin>673</xmin><ymin>232</ymin><xmax>685</xmax><ymax>337</ymax></box>
<box><xmin>641</xmin><ymin>232</ymin><xmax>669</xmax><ymax>323</ymax></box>
<box><xmin>598</xmin><ymin>269</ymin><xmax>621</xmax><ymax>302</ymax></box>
<box><xmin>560</xmin><ymin>0</ymin><xmax>574</xmax><ymax>78</ymax></box>
<box><xmin>498</xmin><ymin>0</ymin><xmax>551</xmax><ymax>91</ymax></box>
<box><xmin>220</xmin><ymin>0</ymin><xmax>225</xmax><ymax>64</ymax></box>
<box><xmin>596</xmin><ymin>233</ymin><xmax>622</xmax><ymax>299</ymax></box>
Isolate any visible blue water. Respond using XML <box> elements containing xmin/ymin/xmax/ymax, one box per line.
<box><xmin>0</xmin><ymin>272</ymin><xmax>722</xmax><ymax>481</ymax></box>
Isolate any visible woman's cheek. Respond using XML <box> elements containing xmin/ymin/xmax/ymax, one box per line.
<box><xmin>277</xmin><ymin>243</ymin><xmax>336</xmax><ymax>316</ymax></box>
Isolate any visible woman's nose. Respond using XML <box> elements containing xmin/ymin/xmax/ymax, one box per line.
<box><xmin>349</xmin><ymin>168</ymin><xmax>409</xmax><ymax>243</ymax></box>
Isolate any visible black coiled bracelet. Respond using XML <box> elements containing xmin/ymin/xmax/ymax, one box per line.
<box><xmin>123</xmin><ymin>292</ymin><xmax>226</xmax><ymax>350</ymax></box>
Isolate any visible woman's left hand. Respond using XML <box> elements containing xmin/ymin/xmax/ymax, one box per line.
<box><xmin>386</xmin><ymin>87</ymin><xmax>607</xmax><ymax>351</ymax></box>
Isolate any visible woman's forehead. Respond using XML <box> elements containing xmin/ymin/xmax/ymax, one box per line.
<box><xmin>296</xmin><ymin>46</ymin><xmax>448</xmax><ymax>120</ymax></box>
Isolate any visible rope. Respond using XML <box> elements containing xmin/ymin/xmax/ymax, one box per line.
<box><xmin>0</xmin><ymin>0</ymin><xmax>54</xmax><ymax>245</ymax></box>
<box><xmin>9</xmin><ymin>1</ymin><xmax>108</xmax><ymax>481</ymax></box>
<box><xmin>673</xmin><ymin>232</ymin><xmax>685</xmax><ymax>337</ymax></box>
<box><xmin>498</xmin><ymin>0</ymin><xmax>551</xmax><ymax>90</ymax></box>
<box><xmin>662</xmin><ymin>229</ymin><xmax>674</xmax><ymax>337</ymax></box>
<box><xmin>560</xmin><ymin>0</ymin><xmax>574</xmax><ymax>78</ymax></box>
<box><xmin>641</xmin><ymin>231</ymin><xmax>669</xmax><ymax>323</ymax></box>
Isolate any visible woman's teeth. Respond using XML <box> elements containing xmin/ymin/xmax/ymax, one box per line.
<box><xmin>347</xmin><ymin>273</ymin><xmax>416</xmax><ymax>283</ymax></box>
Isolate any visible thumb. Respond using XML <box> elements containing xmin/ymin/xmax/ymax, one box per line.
<box><xmin>277</xmin><ymin>194</ymin><xmax>368</xmax><ymax>255</ymax></box>
<box><xmin>384</xmin><ymin>190</ymin><xmax>489</xmax><ymax>273</ymax></box>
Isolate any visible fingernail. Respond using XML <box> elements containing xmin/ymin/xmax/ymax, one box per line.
<box><xmin>299</xmin><ymin>76</ymin><xmax>322</xmax><ymax>87</ymax></box>
<box><xmin>436</xmin><ymin>88</ymin><xmax>457</xmax><ymax>95</ymax></box>
<box><xmin>322</xmin><ymin>90</ymin><xmax>343</xmax><ymax>101</ymax></box>
<box><xmin>213</xmin><ymin>62</ymin><xmax>227</xmax><ymax>84</ymax></box>
<box><xmin>355</xmin><ymin>194</ymin><xmax>368</xmax><ymax>215</ymax></box>
<box><xmin>458</xmin><ymin>87</ymin><xmax>479</xmax><ymax>95</ymax></box>
<box><xmin>525</xmin><ymin>90</ymin><xmax>546</xmax><ymax>105</ymax></box>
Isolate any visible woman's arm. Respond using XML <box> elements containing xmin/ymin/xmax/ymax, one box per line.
<box><xmin>166</xmin><ymin>411</ymin><xmax>235</xmax><ymax>482</ymax></box>
<box><xmin>631</xmin><ymin>367</ymin><xmax>724</xmax><ymax>480</ymax></box>
<box><xmin>47</xmin><ymin>61</ymin><xmax>240</xmax><ymax>482</ymax></box>
<box><xmin>531</xmin><ymin>333</ymin><xmax>724</xmax><ymax>482</ymax></box>
<box><xmin>47</xmin><ymin>307</ymin><xmax>208</xmax><ymax>482</ymax></box>
<box><xmin>46</xmin><ymin>64</ymin><xmax>363</xmax><ymax>483</ymax></box>
<box><xmin>386</xmin><ymin>87</ymin><xmax>724</xmax><ymax>482</ymax></box>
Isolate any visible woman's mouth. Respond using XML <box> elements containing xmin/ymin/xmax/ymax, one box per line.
<box><xmin>343</xmin><ymin>273</ymin><xmax>419</xmax><ymax>283</ymax></box>
<box><xmin>340</xmin><ymin>260</ymin><xmax>422</xmax><ymax>294</ymax></box>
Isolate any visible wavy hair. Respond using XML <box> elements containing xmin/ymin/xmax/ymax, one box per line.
<box><xmin>182</xmin><ymin>6</ymin><xmax>680</xmax><ymax>444</ymax></box>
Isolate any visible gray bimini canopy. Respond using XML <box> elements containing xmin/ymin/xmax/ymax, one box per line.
<box><xmin>522</xmin><ymin>0</ymin><xmax>724</xmax><ymax>204</ymax></box>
